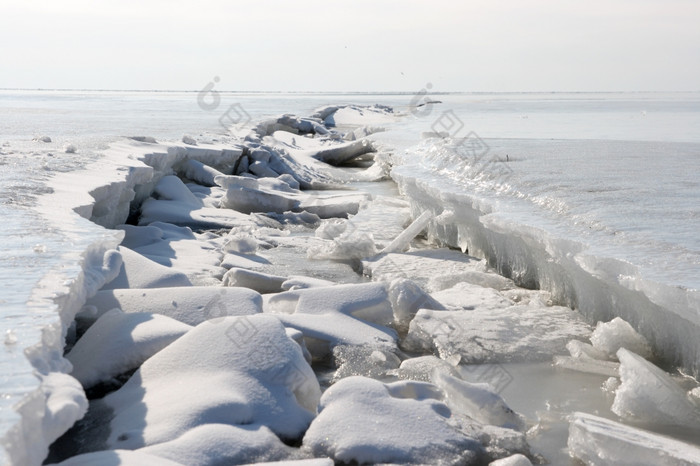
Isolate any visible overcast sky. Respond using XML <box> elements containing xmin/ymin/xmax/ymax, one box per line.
<box><xmin>1</xmin><ymin>0</ymin><xmax>699</xmax><ymax>92</ymax></box>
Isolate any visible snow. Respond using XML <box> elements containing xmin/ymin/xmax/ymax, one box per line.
<box><xmin>101</xmin><ymin>246</ymin><xmax>192</xmax><ymax>290</ymax></box>
<box><xmin>138</xmin><ymin>424</ymin><xmax>301</xmax><ymax>465</ymax></box>
<box><xmin>611</xmin><ymin>348</ymin><xmax>700</xmax><ymax>429</ymax></box>
<box><xmin>49</xmin><ymin>449</ymin><xmax>184</xmax><ymax>465</ymax></box>
<box><xmin>264</xmin><ymin>283</ymin><xmax>397</xmax><ymax>359</ymax></box>
<box><xmin>48</xmin><ymin>315</ymin><xmax>320</xmax><ymax>461</ymax></box>
<box><xmin>223</xmin><ymin>268</ymin><xmax>286</xmax><ymax>294</ymax></box>
<box><xmin>302</xmin><ymin>376</ymin><xmax>483</xmax><ymax>465</ymax></box>
<box><xmin>568</xmin><ymin>412</ymin><xmax>700</xmax><ymax>465</ymax></box>
<box><xmin>66</xmin><ymin>309</ymin><xmax>191</xmax><ymax>389</ymax></box>
<box><xmin>81</xmin><ymin>286</ymin><xmax>262</xmax><ymax>328</ymax></box>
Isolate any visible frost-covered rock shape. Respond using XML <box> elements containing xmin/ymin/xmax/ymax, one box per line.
<box><xmin>138</xmin><ymin>424</ymin><xmax>301</xmax><ymax>466</ymax></box>
<box><xmin>41</xmin><ymin>373</ymin><xmax>89</xmax><ymax>457</ymax></box>
<box><xmin>590</xmin><ymin>317</ymin><xmax>653</xmax><ymax>360</ymax></box>
<box><xmin>66</xmin><ymin>309</ymin><xmax>191</xmax><ymax>389</ymax></box>
<box><xmin>404</xmin><ymin>303</ymin><xmax>591</xmax><ymax>364</ymax></box>
<box><xmin>568</xmin><ymin>412</ymin><xmax>700</xmax><ymax>465</ymax></box>
<box><xmin>50</xmin><ymin>315</ymin><xmax>321</xmax><ymax>460</ymax></box>
<box><xmin>101</xmin><ymin>246</ymin><xmax>192</xmax><ymax>290</ymax></box>
<box><xmin>215</xmin><ymin>174</ymin><xmax>299</xmax><ymax>214</ymax></box>
<box><xmin>302</xmin><ymin>376</ymin><xmax>483</xmax><ymax>465</ymax></box>
<box><xmin>264</xmin><ymin>283</ymin><xmax>397</xmax><ymax>359</ymax></box>
<box><xmin>139</xmin><ymin>175</ymin><xmax>252</xmax><ymax>229</ymax></box>
<box><xmin>432</xmin><ymin>372</ymin><xmax>526</xmax><ymax>431</ymax></box>
<box><xmin>611</xmin><ymin>348</ymin><xmax>700</xmax><ymax>429</ymax></box>
<box><xmin>81</xmin><ymin>286</ymin><xmax>262</xmax><ymax>327</ymax></box>
<box><xmin>49</xmin><ymin>449</ymin><xmax>183</xmax><ymax>465</ymax></box>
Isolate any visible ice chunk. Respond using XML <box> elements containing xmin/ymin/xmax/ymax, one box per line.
<box><xmin>379</xmin><ymin>210</ymin><xmax>433</xmax><ymax>254</ymax></box>
<box><xmin>404</xmin><ymin>303</ymin><xmax>591</xmax><ymax>364</ymax></box>
<box><xmin>50</xmin><ymin>316</ymin><xmax>320</xmax><ymax>459</ymax></box>
<box><xmin>81</xmin><ymin>286</ymin><xmax>262</xmax><ymax>327</ymax></box>
<box><xmin>489</xmin><ymin>454</ymin><xmax>533</xmax><ymax>466</ymax></box>
<box><xmin>331</xmin><ymin>345</ymin><xmax>401</xmax><ymax>382</ymax></box>
<box><xmin>363</xmin><ymin>248</ymin><xmax>482</xmax><ymax>292</ymax></box>
<box><xmin>307</xmin><ymin>218</ymin><xmax>377</xmax><ymax>260</ymax></box>
<box><xmin>223</xmin><ymin>268</ymin><xmax>286</xmax><ymax>294</ymax></box>
<box><xmin>101</xmin><ymin>246</ymin><xmax>192</xmax><ymax>290</ymax></box>
<box><xmin>590</xmin><ymin>317</ymin><xmax>653</xmax><ymax>360</ymax></box>
<box><xmin>215</xmin><ymin>174</ymin><xmax>299</xmax><ymax>214</ymax></box>
<box><xmin>388</xmin><ymin>278</ymin><xmax>444</xmax><ymax>331</ymax></box>
<box><xmin>139</xmin><ymin>424</ymin><xmax>299</xmax><ymax>466</ymax></box>
<box><xmin>302</xmin><ymin>376</ymin><xmax>482</xmax><ymax>465</ymax></box>
<box><xmin>182</xmin><ymin>135</ymin><xmax>197</xmax><ymax>145</ymax></box>
<box><xmin>66</xmin><ymin>309</ymin><xmax>191</xmax><ymax>389</ymax></box>
<box><xmin>433</xmin><ymin>372</ymin><xmax>526</xmax><ymax>431</ymax></box>
<box><xmin>568</xmin><ymin>412</ymin><xmax>700</xmax><ymax>465</ymax></box>
<box><xmin>281</xmin><ymin>276</ymin><xmax>335</xmax><ymax>291</ymax></box>
<box><xmin>393</xmin><ymin>355</ymin><xmax>461</xmax><ymax>382</ymax></box>
<box><xmin>176</xmin><ymin>159</ymin><xmax>223</xmax><ymax>187</ymax></box>
<box><xmin>430</xmin><ymin>281</ymin><xmax>513</xmax><ymax>312</ymax></box>
<box><xmin>566</xmin><ymin>340</ymin><xmax>610</xmax><ymax>361</ymax></box>
<box><xmin>264</xmin><ymin>283</ymin><xmax>397</xmax><ymax>359</ymax></box>
<box><xmin>611</xmin><ymin>348</ymin><xmax>700</xmax><ymax>429</ymax></box>
<box><xmin>552</xmin><ymin>356</ymin><xmax>620</xmax><ymax>377</ymax></box>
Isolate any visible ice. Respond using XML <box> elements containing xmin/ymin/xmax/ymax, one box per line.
<box><xmin>552</xmin><ymin>356</ymin><xmax>620</xmax><ymax>377</ymax></box>
<box><xmin>222</xmin><ymin>268</ymin><xmax>286</xmax><ymax>294</ymax></box>
<box><xmin>430</xmin><ymin>281</ymin><xmax>514</xmax><ymax>312</ymax></box>
<box><xmin>404</xmin><ymin>302</ymin><xmax>591</xmax><ymax>364</ymax></box>
<box><xmin>432</xmin><ymin>372</ymin><xmax>526</xmax><ymax>431</ymax></box>
<box><xmin>331</xmin><ymin>345</ymin><xmax>401</xmax><ymax>382</ymax></box>
<box><xmin>182</xmin><ymin>135</ymin><xmax>197</xmax><ymax>145</ymax></box>
<box><xmin>302</xmin><ymin>376</ymin><xmax>483</xmax><ymax>465</ymax></box>
<box><xmin>281</xmin><ymin>276</ymin><xmax>335</xmax><ymax>291</ymax></box>
<box><xmin>566</xmin><ymin>340</ymin><xmax>610</xmax><ymax>361</ymax></box>
<box><xmin>611</xmin><ymin>348</ymin><xmax>700</xmax><ymax>429</ymax></box>
<box><xmin>220</xmin><ymin>251</ymin><xmax>271</xmax><ymax>271</ymax></box>
<box><xmin>100</xmin><ymin>246</ymin><xmax>192</xmax><ymax>290</ymax></box>
<box><xmin>379</xmin><ymin>210</ymin><xmax>433</xmax><ymax>254</ymax></box>
<box><xmin>590</xmin><ymin>317</ymin><xmax>653</xmax><ymax>360</ymax></box>
<box><xmin>175</xmin><ymin>159</ymin><xmax>223</xmax><ymax>187</ymax></box>
<box><xmin>392</xmin><ymin>355</ymin><xmax>461</xmax><ymax>382</ymax></box>
<box><xmin>48</xmin><ymin>315</ymin><xmax>320</xmax><ymax>460</ymax></box>
<box><xmin>568</xmin><ymin>412</ymin><xmax>700</xmax><ymax>465</ymax></box>
<box><xmin>66</xmin><ymin>309</ymin><xmax>191</xmax><ymax>389</ymax></box>
<box><xmin>387</xmin><ymin>278</ymin><xmax>444</xmax><ymax>331</ymax></box>
<box><xmin>80</xmin><ymin>286</ymin><xmax>262</xmax><ymax>327</ymax></box>
<box><xmin>264</xmin><ymin>283</ymin><xmax>397</xmax><ymax>359</ymax></box>
<box><xmin>297</xmin><ymin>191</ymin><xmax>368</xmax><ymax>219</ymax></box>
<box><xmin>488</xmin><ymin>454</ymin><xmax>533</xmax><ymax>466</ymax></box>
<box><xmin>363</xmin><ymin>248</ymin><xmax>483</xmax><ymax>292</ymax></box>
<box><xmin>215</xmin><ymin>174</ymin><xmax>299</xmax><ymax>214</ymax></box>
<box><xmin>314</xmin><ymin>104</ymin><xmax>397</xmax><ymax>127</ymax></box>
<box><xmin>307</xmin><ymin>218</ymin><xmax>377</xmax><ymax>260</ymax></box>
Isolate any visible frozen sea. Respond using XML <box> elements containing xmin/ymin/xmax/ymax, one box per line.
<box><xmin>1</xmin><ymin>89</ymin><xmax>699</xmax><ymax>461</ymax></box>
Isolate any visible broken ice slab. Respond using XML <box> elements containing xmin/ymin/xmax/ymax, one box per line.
<box><xmin>403</xmin><ymin>303</ymin><xmax>591</xmax><ymax>364</ymax></box>
<box><xmin>552</xmin><ymin>355</ymin><xmax>620</xmax><ymax>377</ymax></box>
<box><xmin>612</xmin><ymin>348</ymin><xmax>700</xmax><ymax>429</ymax></box>
<box><xmin>568</xmin><ymin>412</ymin><xmax>700</xmax><ymax>465</ymax></box>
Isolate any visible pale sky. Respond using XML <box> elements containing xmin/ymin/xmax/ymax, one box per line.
<box><xmin>1</xmin><ymin>0</ymin><xmax>699</xmax><ymax>92</ymax></box>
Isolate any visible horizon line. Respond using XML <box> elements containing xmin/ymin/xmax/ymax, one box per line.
<box><xmin>1</xmin><ymin>88</ymin><xmax>699</xmax><ymax>95</ymax></box>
